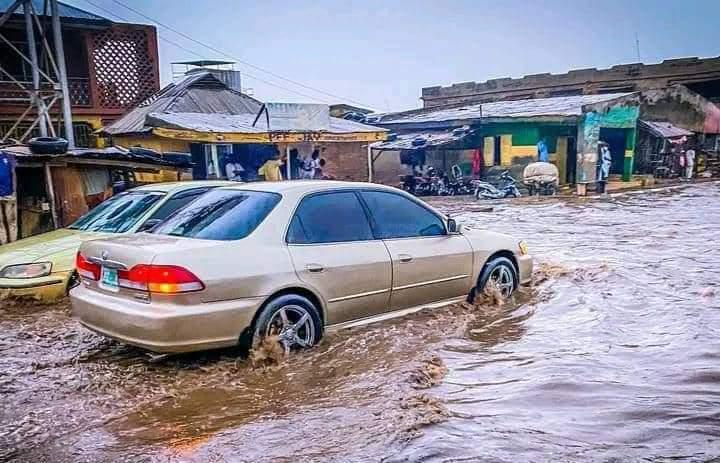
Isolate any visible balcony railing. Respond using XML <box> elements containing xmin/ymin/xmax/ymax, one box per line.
<box><xmin>68</xmin><ymin>78</ymin><xmax>92</xmax><ymax>107</ymax></box>
<box><xmin>0</xmin><ymin>77</ymin><xmax>92</xmax><ymax>108</ymax></box>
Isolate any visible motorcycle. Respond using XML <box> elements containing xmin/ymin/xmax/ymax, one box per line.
<box><xmin>474</xmin><ymin>170</ymin><xmax>521</xmax><ymax>200</ymax></box>
<box><xmin>399</xmin><ymin>167</ymin><xmax>444</xmax><ymax>196</ymax></box>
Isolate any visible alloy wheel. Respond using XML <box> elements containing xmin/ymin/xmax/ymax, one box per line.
<box><xmin>489</xmin><ymin>265</ymin><xmax>515</xmax><ymax>297</ymax></box>
<box><xmin>265</xmin><ymin>304</ymin><xmax>315</xmax><ymax>352</ymax></box>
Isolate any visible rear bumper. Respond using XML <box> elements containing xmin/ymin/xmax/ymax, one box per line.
<box><xmin>517</xmin><ymin>255</ymin><xmax>533</xmax><ymax>285</ymax></box>
<box><xmin>70</xmin><ymin>284</ymin><xmax>264</xmax><ymax>353</ymax></box>
<box><xmin>0</xmin><ymin>272</ymin><xmax>70</xmax><ymax>302</ymax></box>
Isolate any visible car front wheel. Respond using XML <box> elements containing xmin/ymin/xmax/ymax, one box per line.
<box><xmin>253</xmin><ymin>294</ymin><xmax>322</xmax><ymax>351</ymax></box>
<box><xmin>467</xmin><ymin>256</ymin><xmax>518</xmax><ymax>303</ymax></box>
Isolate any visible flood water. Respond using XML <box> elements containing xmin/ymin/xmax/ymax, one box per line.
<box><xmin>2</xmin><ymin>182</ymin><xmax>719</xmax><ymax>462</ymax></box>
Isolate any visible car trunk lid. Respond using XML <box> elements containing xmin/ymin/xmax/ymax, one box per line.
<box><xmin>78</xmin><ymin>233</ymin><xmax>219</xmax><ymax>303</ymax></box>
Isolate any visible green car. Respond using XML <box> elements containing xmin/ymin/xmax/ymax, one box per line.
<box><xmin>0</xmin><ymin>181</ymin><xmax>233</xmax><ymax>302</ymax></box>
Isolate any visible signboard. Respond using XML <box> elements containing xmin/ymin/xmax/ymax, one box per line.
<box><xmin>264</xmin><ymin>103</ymin><xmax>330</xmax><ymax>131</ymax></box>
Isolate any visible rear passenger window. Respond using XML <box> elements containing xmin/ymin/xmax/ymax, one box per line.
<box><xmin>287</xmin><ymin>192</ymin><xmax>373</xmax><ymax>244</ymax></box>
<box><xmin>146</xmin><ymin>188</ymin><xmax>209</xmax><ymax>222</ymax></box>
<box><xmin>360</xmin><ymin>190</ymin><xmax>446</xmax><ymax>239</ymax></box>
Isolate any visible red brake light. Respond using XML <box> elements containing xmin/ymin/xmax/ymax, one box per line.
<box><xmin>119</xmin><ymin>264</ymin><xmax>204</xmax><ymax>294</ymax></box>
<box><xmin>75</xmin><ymin>252</ymin><xmax>100</xmax><ymax>281</ymax></box>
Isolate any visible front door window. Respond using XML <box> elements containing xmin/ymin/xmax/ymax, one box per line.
<box><xmin>286</xmin><ymin>191</ymin><xmax>392</xmax><ymax>324</ymax></box>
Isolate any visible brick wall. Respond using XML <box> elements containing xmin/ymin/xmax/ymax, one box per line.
<box><xmin>315</xmin><ymin>142</ymin><xmax>369</xmax><ymax>181</ymax></box>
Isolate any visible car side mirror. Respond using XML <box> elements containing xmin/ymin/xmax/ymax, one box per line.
<box><xmin>137</xmin><ymin>218</ymin><xmax>162</xmax><ymax>233</ymax></box>
<box><xmin>447</xmin><ymin>218</ymin><xmax>463</xmax><ymax>234</ymax></box>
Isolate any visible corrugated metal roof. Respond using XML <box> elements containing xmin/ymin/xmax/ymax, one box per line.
<box><xmin>2</xmin><ymin>145</ymin><xmax>189</xmax><ymax>168</ymax></box>
<box><xmin>103</xmin><ymin>72</ymin><xmax>262</xmax><ymax>135</ymax></box>
<box><xmin>639</xmin><ymin>120</ymin><xmax>694</xmax><ymax>139</ymax></box>
<box><xmin>0</xmin><ymin>0</ymin><xmax>110</xmax><ymax>22</ymax></box>
<box><xmin>145</xmin><ymin>111</ymin><xmax>386</xmax><ymax>135</ymax></box>
<box><xmin>371</xmin><ymin>128</ymin><xmax>474</xmax><ymax>151</ymax></box>
<box><xmin>371</xmin><ymin>93</ymin><xmax>633</xmax><ymax>125</ymax></box>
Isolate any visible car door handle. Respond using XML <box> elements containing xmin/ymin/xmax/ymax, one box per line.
<box><xmin>306</xmin><ymin>263</ymin><xmax>325</xmax><ymax>273</ymax></box>
<box><xmin>398</xmin><ymin>254</ymin><xmax>413</xmax><ymax>263</ymax></box>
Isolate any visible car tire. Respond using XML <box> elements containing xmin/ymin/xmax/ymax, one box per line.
<box><xmin>28</xmin><ymin>137</ymin><xmax>68</xmax><ymax>155</ymax></box>
<box><xmin>467</xmin><ymin>256</ymin><xmax>518</xmax><ymax>303</ymax></box>
<box><xmin>251</xmin><ymin>294</ymin><xmax>322</xmax><ymax>351</ymax></box>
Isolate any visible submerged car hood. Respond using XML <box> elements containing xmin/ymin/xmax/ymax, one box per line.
<box><xmin>0</xmin><ymin>229</ymin><xmax>113</xmax><ymax>272</ymax></box>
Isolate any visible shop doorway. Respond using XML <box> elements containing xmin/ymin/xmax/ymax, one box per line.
<box><xmin>566</xmin><ymin>136</ymin><xmax>577</xmax><ymax>184</ymax></box>
<box><xmin>599</xmin><ymin>128</ymin><xmax>627</xmax><ymax>175</ymax></box>
<box><xmin>493</xmin><ymin>136</ymin><xmax>502</xmax><ymax>165</ymax></box>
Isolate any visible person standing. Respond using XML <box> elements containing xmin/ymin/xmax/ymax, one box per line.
<box><xmin>257</xmin><ymin>147</ymin><xmax>283</xmax><ymax>182</ymax></box>
<box><xmin>309</xmin><ymin>150</ymin><xmax>321</xmax><ymax>178</ymax></box>
<box><xmin>684</xmin><ymin>146</ymin><xmax>696</xmax><ymax>180</ymax></box>
<box><xmin>224</xmin><ymin>157</ymin><xmax>245</xmax><ymax>181</ymax></box>
<box><xmin>537</xmin><ymin>138</ymin><xmax>549</xmax><ymax>162</ymax></box>
<box><xmin>596</xmin><ymin>142</ymin><xmax>612</xmax><ymax>194</ymax></box>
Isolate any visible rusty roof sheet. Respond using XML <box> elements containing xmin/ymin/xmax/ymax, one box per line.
<box><xmin>639</xmin><ymin>120</ymin><xmax>694</xmax><ymax>138</ymax></box>
<box><xmin>103</xmin><ymin>72</ymin><xmax>262</xmax><ymax>135</ymax></box>
<box><xmin>370</xmin><ymin>93</ymin><xmax>633</xmax><ymax>125</ymax></box>
<box><xmin>1</xmin><ymin>145</ymin><xmax>190</xmax><ymax>168</ymax></box>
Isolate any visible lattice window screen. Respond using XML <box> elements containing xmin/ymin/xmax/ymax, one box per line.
<box><xmin>90</xmin><ymin>26</ymin><xmax>158</xmax><ymax>110</ymax></box>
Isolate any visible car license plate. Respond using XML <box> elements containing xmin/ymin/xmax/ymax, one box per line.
<box><xmin>100</xmin><ymin>267</ymin><xmax>119</xmax><ymax>291</ymax></box>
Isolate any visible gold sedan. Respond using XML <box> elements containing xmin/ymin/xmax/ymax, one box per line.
<box><xmin>70</xmin><ymin>181</ymin><xmax>532</xmax><ymax>353</ymax></box>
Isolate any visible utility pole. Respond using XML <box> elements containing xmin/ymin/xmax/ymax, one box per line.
<box><xmin>23</xmin><ymin>2</ymin><xmax>47</xmax><ymax>136</ymax></box>
<box><xmin>50</xmin><ymin>0</ymin><xmax>75</xmax><ymax>148</ymax></box>
<box><xmin>635</xmin><ymin>32</ymin><xmax>641</xmax><ymax>62</ymax></box>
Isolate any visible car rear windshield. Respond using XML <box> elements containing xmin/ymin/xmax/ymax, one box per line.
<box><xmin>151</xmin><ymin>189</ymin><xmax>281</xmax><ymax>240</ymax></box>
<box><xmin>68</xmin><ymin>191</ymin><xmax>165</xmax><ymax>233</ymax></box>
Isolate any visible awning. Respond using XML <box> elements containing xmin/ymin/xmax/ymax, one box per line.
<box><xmin>639</xmin><ymin>120</ymin><xmax>694</xmax><ymax>139</ymax></box>
<box><xmin>370</xmin><ymin>127</ymin><xmax>475</xmax><ymax>151</ymax></box>
<box><xmin>146</xmin><ymin>111</ymin><xmax>387</xmax><ymax>144</ymax></box>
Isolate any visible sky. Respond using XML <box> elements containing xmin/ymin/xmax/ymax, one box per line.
<box><xmin>69</xmin><ymin>0</ymin><xmax>720</xmax><ymax>112</ymax></box>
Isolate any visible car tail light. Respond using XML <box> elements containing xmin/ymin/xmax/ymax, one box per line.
<box><xmin>118</xmin><ymin>264</ymin><xmax>204</xmax><ymax>294</ymax></box>
<box><xmin>76</xmin><ymin>252</ymin><xmax>100</xmax><ymax>281</ymax></box>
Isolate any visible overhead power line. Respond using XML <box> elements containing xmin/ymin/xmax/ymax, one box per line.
<box><xmin>102</xmin><ymin>0</ymin><xmax>379</xmax><ymax>110</ymax></box>
<box><xmin>78</xmin><ymin>0</ymin><xmax>337</xmax><ymax>103</ymax></box>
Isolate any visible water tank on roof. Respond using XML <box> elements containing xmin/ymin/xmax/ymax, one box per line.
<box><xmin>208</xmin><ymin>69</ymin><xmax>243</xmax><ymax>93</ymax></box>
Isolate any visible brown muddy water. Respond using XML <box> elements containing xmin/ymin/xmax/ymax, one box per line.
<box><xmin>2</xmin><ymin>183</ymin><xmax>720</xmax><ymax>462</ymax></box>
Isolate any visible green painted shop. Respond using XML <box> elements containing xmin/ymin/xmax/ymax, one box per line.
<box><xmin>369</xmin><ymin>85</ymin><xmax>720</xmax><ymax>192</ymax></box>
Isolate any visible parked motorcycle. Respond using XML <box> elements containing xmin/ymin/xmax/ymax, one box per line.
<box><xmin>474</xmin><ymin>170</ymin><xmax>521</xmax><ymax>200</ymax></box>
<box><xmin>399</xmin><ymin>167</ymin><xmax>444</xmax><ymax>196</ymax></box>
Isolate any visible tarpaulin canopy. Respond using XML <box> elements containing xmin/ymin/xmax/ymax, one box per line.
<box><xmin>370</xmin><ymin>127</ymin><xmax>475</xmax><ymax>151</ymax></box>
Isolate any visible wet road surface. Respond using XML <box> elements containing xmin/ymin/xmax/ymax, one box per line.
<box><xmin>1</xmin><ymin>182</ymin><xmax>719</xmax><ymax>462</ymax></box>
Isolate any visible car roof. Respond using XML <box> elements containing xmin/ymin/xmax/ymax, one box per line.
<box><xmin>129</xmin><ymin>180</ymin><xmax>236</xmax><ymax>194</ymax></box>
<box><xmin>219</xmin><ymin>180</ymin><xmax>399</xmax><ymax>195</ymax></box>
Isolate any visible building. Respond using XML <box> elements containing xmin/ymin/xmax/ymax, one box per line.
<box><xmin>369</xmin><ymin>85</ymin><xmax>720</xmax><ymax>190</ymax></box>
<box><xmin>0</xmin><ymin>0</ymin><xmax>159</xmax><ymax>147</ymax></box>
<box><xmin>422</xmin><ymin>57</ymin><xmax>720</xmax><ymax>108</ymax></box>
<box><xmin>104</xmin><ymin>71</ymin><xmax>387</xmax><ymax>182</ymax></box>
<box><xmin>0</xmin><ymin>145</ymin><xmax>190</xmax><ymax>242</ymax></box>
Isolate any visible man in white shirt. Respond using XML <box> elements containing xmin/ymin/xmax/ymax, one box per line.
<box><xmin>225</xmin><ymin>159</ymin><xmax>245</xmax><ymax>181</ymax></box>
<box><xmin>685</xmin><ymin>148</ymin><xmax>695</xmax><ymax>180</ymax></box>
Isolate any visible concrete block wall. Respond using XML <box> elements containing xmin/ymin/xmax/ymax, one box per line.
<box><xmin>422</xmin><ymin>57</ymin><xmax>720</xmax><ymax>108</ymax></box>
